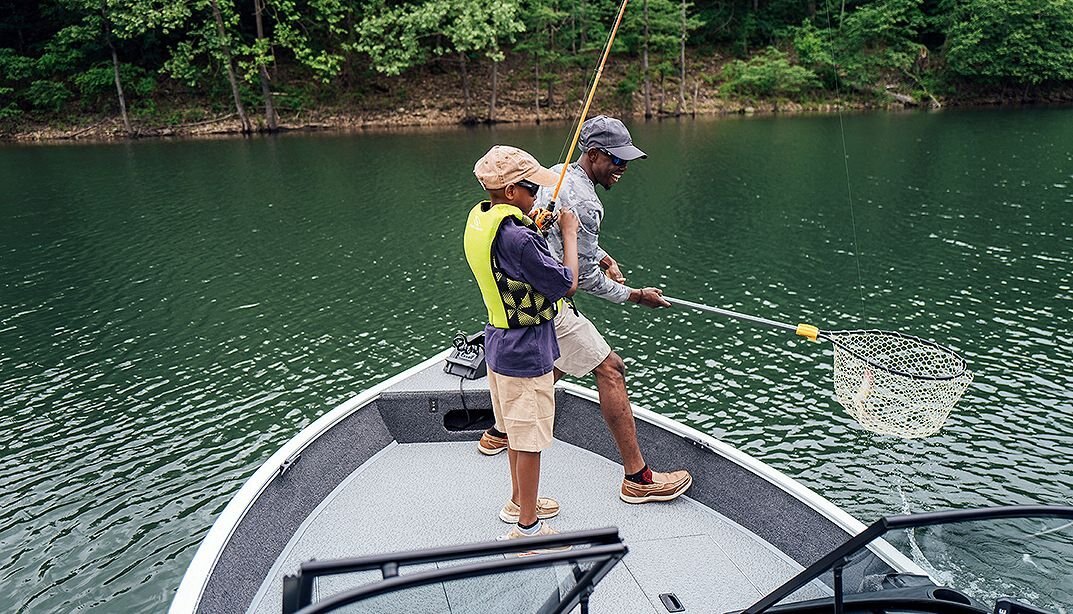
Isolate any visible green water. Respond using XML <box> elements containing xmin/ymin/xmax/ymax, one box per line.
<box><xmin>1</xmin><ymin>109</ymin><xmax>1071</xmax><ymax>611</ymax></box>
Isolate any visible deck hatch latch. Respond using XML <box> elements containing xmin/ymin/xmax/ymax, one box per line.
<box><xmin>659</xmin><ymin>592</ymin><xmax>684</xmax><ymax>612</ymax></box>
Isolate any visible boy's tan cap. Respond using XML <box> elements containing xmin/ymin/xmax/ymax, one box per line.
<box><xmin>474</xmin><ymin>145</ymin><xmax>558</xmax><ymax>190</ymax></box>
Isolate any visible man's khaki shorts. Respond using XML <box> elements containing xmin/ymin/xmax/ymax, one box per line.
<box><xmin>488</xmin><ymin>370</ymin><xmax>555</xmax><ymax>452</ymax></box>
<box><xmin>553</xmin><ymin>307</ymin><xmax>612</xmax><ymax>377</ymax></box>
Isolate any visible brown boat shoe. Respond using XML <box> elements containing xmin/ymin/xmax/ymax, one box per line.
<box><xmin>499</xmin><ymin>497</ymin><xmax>561</xmax><ymax>523</ymax></box>
<box><xmin>477</xmin><ymin>429</ymin><xmax>508</xmax><ymax>455</ymax></box>
<box><xmin>619</xmin><ymin>469</ymin><xmax>693</xmax><ymax>504</ymax></box>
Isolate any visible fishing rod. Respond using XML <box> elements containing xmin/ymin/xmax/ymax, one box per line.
<box><xmin>532</xmin><ymin>0</ymin><xmax>631</xmax><ymax>232</ymax></box>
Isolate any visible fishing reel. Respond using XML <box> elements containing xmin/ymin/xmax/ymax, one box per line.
<box><xmin>531</xmin><ymin>207</ymin><xmax>558</xmax><ymax>234</ymax></box>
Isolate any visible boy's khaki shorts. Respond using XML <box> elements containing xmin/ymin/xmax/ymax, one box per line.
<box><xmin>488</xmin><ymin>370</ymin><xmax>555</xmax><ymax>452</ymax></box>
<box><xmin>553</xmin><ymin>307</ymin><xmax>612</xmax><ymax>377</ymax></box>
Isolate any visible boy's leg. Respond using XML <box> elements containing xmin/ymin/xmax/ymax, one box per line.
<box><xmin>508</xmin><ymin>447</ymin><xmax>520</xmax><ymax>507</ymax></box>
<box><xmin>512</xmin><ymin>449</ymin><xmax>541</xmax><ymax>526</ymax></box>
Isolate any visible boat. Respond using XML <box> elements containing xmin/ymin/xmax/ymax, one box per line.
<box><xmin>169</xmin><ymin>342</ymin><xmax>1073</xmax><ymax>614</ymax></box>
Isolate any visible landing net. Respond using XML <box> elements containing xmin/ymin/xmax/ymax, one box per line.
<box><xmin>827</xmin><ymin>330</ymin><xmax>973</xmax><ymax>438</ymax></box>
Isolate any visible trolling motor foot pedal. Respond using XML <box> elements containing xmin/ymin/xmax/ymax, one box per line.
<box><xmin>445</xmin><ymin>331</ymin><xmax>487</xmax><ymax>380</ymax></box>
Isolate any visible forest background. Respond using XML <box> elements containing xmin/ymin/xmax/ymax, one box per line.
<box><xmin>2</xmin><ymin>0</ymin><xmax>1072</xmax><ymax>139</ymax></box>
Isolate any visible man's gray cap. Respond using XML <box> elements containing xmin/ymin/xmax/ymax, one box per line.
<box><xmin>577</xmin><ymin>115</ymin><xmax>647</xmax><ymax>160</ymax></box>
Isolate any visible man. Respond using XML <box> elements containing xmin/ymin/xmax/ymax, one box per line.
<box><xmin>479</xmin><ymin>115</ymin><xmax>692</xmax><ymax>505</ymax></box>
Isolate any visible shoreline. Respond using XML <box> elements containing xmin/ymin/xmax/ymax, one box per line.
<box><xmin>8</xmin><ymin>99</ymin><xmax>1072</xmax><ymax>144</ymax></box>
<box><xmin>5</xmin><ymin>51</ymin><xmax>1072</xmax><ymax>144</ymax></box>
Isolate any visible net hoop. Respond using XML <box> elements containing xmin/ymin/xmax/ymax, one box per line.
<box><xmin>821</xmin><ymin>329</ymin><xmax>969</xmax><ymax>381</ymax></box>
<box><xmin>823</xmin><ymin>329</ymin><xmax>973</xmax><ymax>438</ymax></box>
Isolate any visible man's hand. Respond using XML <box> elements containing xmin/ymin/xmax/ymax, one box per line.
<box><xmin>600</xmin><ymin>255</ymin><xmax>626</xmax><ymax>283</ymax></box>
<box><xmin>628</xmin><ymin>287</ymin><xmax>671</xmax><ymax>308</ymax></box>
<box><xmin>557</xmin><ymin>209</ymin><xmax>579</xmax><ymax>235</ymax></box>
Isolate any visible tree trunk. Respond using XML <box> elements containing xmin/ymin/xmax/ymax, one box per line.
<box><xmin>102</xmin><ymin>14</ymin><xmax>133</xmax><ymax>137</ymax></box>
<box><xmin>488</xmin><ymin>58</ymin><xmax>498</xmax><ymax>122</ymax></box>
<box><xmin>677</xmin><ymin>0</ymin><xmax>687</xmax><ymax>115</ymax></box>
<box><xmin>547</xmin><ymin>30</ymin><xmax>556</xmax><ymax>104</ymax></box>
<box><xmin>643</xmin><ymin>0</ymin><xmax>652</xmax><ymax>119</ymax></box>
<box><xmin>210</xmin><ymin>0</ymin><xmax>252</xmax><ymax>134</ymax></box>
<box><xmin>460</xmin><ymin>52</ymin><xmax>472</xmax><ymax>119</ymax></box>
<box><xmin>579</xmin><ymin>0</ymin><xmax>587</xmax><ymax>49</ymax></box>
<box><xmin>692</xmin><ymin>79</ymin><xmax>699</xmax><ymax>117</ymax></box>
<box><xmin>658</xmin><ymin>73</ymin><xmax>665</xmax><ymax>115</ymax></box>
<box><xmin>253</xmin><ymin>0</ymin><xmax>278</xmax><ymax>132</ymax></box>
<box><xmin>534</xmin><ymin>61</ymin><xmax>541</xmax><ymax>124</ymax></box>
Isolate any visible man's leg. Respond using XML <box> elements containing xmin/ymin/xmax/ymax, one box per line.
<box><xmin>561</xmin><ymin>353</ymin><xmax>692</xmax><ymax>504</ymax></box>
<box><xmin>590</xmin><ymin>352</ymin><xmax>645</xmax><ymax>474</ymax></box>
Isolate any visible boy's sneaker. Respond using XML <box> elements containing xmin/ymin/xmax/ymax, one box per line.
<box><xmin>498</xmin><ymin>497</ymin><xmax>561</xmax><ymax>523</ymax></box>
<box><xmin>477</xmin><ymin>429</ymin><xmax>508</xmax><ymax>455</ymax></box>
<box><xmin>497</xmin><ymin>522</ymin><xmax>572</xmax><ymax>556</ymax></box>
<box><xmin>619</xmin><ymin>469</ymin><xmax>693</xmax><ymax>504</ymax></box>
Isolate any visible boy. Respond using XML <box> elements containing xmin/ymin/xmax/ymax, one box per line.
<box><xmin>465</xmin><ymin>145</ymin><xmax>579</xmax><ymax>541</ymax></box>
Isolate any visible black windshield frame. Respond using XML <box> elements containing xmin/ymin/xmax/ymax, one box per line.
<box><xmin>740</xmin><ymin>505</ymin><xmax>1073</xmax><ymax>614</ymax></box>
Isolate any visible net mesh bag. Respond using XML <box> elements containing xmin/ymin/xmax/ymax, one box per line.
<box><xmin>828</xmin><ymin>330</ymin><xmax>973</xmax><ymax>438</ymax></box>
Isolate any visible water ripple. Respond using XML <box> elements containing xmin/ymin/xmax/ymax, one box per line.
<box><xmin>2</xmin><ymin>112</ymin><xmax>1072</xmax><ymax>610</ymax></box>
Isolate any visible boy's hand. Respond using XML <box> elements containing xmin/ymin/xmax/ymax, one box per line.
<box><xmin>558</xmin><ymin>209</ymin><xmax>579</xmax><ymax>235</ymax></box>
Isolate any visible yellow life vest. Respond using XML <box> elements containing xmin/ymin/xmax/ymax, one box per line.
<box><xmin>464</xmin><ymin>201</ymin><xmax>558</xmax><ymax>329</ymax></box>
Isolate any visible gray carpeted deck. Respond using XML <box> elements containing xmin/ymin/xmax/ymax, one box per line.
<box><xmin>246</xmin><ymin>441</ymin><xmax>828</xmax><ymax>614</ymax></box>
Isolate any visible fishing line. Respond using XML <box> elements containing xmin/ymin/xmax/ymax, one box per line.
<box><xmin>539</xmin><ymin>0</ymin><xmax>631</xmax><ymax>221</ymax></box>
<box><xmin>554</xmin><ymin>0</ymin><xmax>629</xmax><ymax>170</ymax></box>
<box><xmin>823</xmin><ymin>0</ymin><xmax>866</xmax><ymax>305</ymax></box>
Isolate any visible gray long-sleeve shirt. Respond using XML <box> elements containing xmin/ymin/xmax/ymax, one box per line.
<box><xmin>540</xmin><ymin>163</ymin><xmax>631</xmax><ymax>304</ymax></box>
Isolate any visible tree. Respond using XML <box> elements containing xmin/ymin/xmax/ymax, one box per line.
<box><xmin>208</xmin><ymin>0</ymin><xmax>252</xmax><ymax>133</ymax></box>
<box><xmin>943</xmin><ymin>0</ymin><xmax>1073</xmax><ymax>88</ymax></box>
<box><xmin>358</xmin><ymin>0</ymin><xmax>524</xmax><ymax>122</ymax></box>
<box><xmin>676</xmin><ymin>0</ymin><xmax>704</xmax><ymax>113</ymax></box>
<box><xmin>623</xmin><ymin>0</ymin><xmax>677</xmax><ymax>117</ymax></box>
<box><xmin>251</xmin><ymin>0</ymin><xmax>277</xmax><ymax>130</ymax></box>
<box><xmin>441</xmin><ymin>0</ymin><xmax>526</xmax><ymax>122</ymax></box>
<box><xmin>516</xmin><ymin>0</ymin><xmax>569</xmax><ymax>119</ymax></box>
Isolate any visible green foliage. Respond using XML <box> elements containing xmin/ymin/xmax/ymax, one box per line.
<box><xmin>73</xmin><ymin>66</ymin><xmax>117</xmax><ymax>102</ymax></box>
<box><xmin>0</xmin><ymin>86</ymin><xmax>23</xmax><ymax>119</ymax></box>
<box><xmin>791</xmin><ymin>21</ymin><xmax>833</xmax><ymax>75</ymax></box>
<box><xmin>615</xmin><ymin>68</ymin><xmax>641</xmax><ymax>109</ymax></box>
<box><xmin>944</xmin><ymin>0</ymin><xmax>1073</xmax><ymax>85</ymax></box>
<box><xmin>26</xmin><ymin>80</ymin><xmax>73</xmax><ymax>112</ymax></box>
<box><xmin>356</xmin><ymin>0</ymin><xmax>443</xmax><ymax>75</ymax></box>
<box><xmin>720</xmin><ymin>47</ymin><xmax>821</xmax><ymax>98</ymax></box>
<box><xmin>0</xmin><ymin>49</ymin><xmax>36</xmax><ymax>82</ymax></box>
<box><xmin>357</xmin><ymin>0</ymin><xmax>526</xmax><ymax>76</ymax></box>
<box><xmin>837</xmin><ymin>0</ymin><xmax>926</xmax><ymax>88</ymax></box>
<box><xmin>2</xmin><ymin>0</ymin><xmax>1073</xmax><ymax>129</ymax></box>
<box><xmin>74</xmin><ymin>65</ymin><xmax>155</xmax><ymax>104</ymax></box>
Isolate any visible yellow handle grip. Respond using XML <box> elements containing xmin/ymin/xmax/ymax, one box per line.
<box><xmin>796</xmin><ymin>323</ymin><xmax>820</xmax><ymax>342</ymax></box>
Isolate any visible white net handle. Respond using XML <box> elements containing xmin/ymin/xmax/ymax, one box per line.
<box><xmin>664</xmin><ymin>297</ymin><xmax>973</xmax><ymax>438</ymax></box>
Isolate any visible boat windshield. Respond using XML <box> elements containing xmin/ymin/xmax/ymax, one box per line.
<box><xmin>746</xmin><ymin>506</ymin><xmax>1073</xmax><ymax>614</ymax></box>
<box><xmin>283</xmin><ymin>527</ymin><xmax>627</xmax><ymax>614</ymax></box>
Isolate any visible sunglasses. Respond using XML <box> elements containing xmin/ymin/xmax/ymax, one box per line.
<box><xmin>515</xmin><ymin>179</ymin><xmax>540</xmax><ymax>197</ymax></box>
<box><xmin>600</xmin><ymin>150</ymin><xmax>627</xmax><ymax>166</ymax></box>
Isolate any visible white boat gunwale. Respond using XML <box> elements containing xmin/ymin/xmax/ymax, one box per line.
<box><xmin>169</xmin><ymin>350</ymin><xmax>454</xmax><ymax>614</ymax></box>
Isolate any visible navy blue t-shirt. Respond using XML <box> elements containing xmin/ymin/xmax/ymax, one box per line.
<box><xmin>484</xmin><ymin>219</ymin><xmax>573</xmax><ymax>377</ymax></box>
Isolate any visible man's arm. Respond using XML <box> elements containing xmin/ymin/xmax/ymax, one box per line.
<box><xmin>573</xmin><ymin>203</ymin><xmax>631</xmax><ymax>303</ymax></box>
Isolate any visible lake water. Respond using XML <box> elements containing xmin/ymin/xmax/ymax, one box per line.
<box><xmin>1</xmin><ymin>109</ymin><xmax>1071</xmax><ymax>611</ymax></box>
